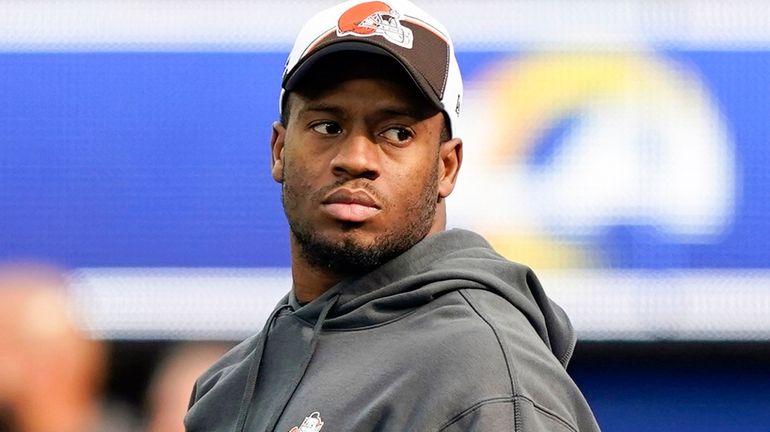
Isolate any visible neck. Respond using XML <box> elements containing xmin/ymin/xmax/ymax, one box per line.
<box><xmin>289</xmin><ymin>236</ymin><xmax>345</xmax><ymax>303</ymax></box>
<box><xmin>288</xmin><ymin>206</ymin><xmax>448</xmax><ymax>303</ymax></box>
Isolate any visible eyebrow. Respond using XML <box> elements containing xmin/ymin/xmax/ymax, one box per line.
<box><xmin>298</xmin><ymin>103</ymin><xmax>424</xmax><ymax>121</ymax></box>
<box><xmin>379</xmin><ymin>107</ymin><xmax>424</xmax><ymax>120</ymax></box>
<box><xmin>296</xmin><ymin>103</ymin><xmax>346</xmax><ymax>120</ymax></box>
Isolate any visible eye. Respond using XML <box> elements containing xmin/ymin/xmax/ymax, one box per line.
<box><xmin>311</xmin><ymin>122</ymin><xmax>343</xmax><ymax>135</ymax></box>
<box><xmin>380</xmin><ymin>127</ymin><xmax>414</xmax><ymax>144</ymax></box>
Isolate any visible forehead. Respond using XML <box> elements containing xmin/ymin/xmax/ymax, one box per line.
<box><xmin>287</xmin><ymin>51</ymin><xmax>439</xmax><ymax>118</ymax></box>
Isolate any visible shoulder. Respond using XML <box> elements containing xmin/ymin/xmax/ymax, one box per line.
<box><xmin>388</xmin><ymin>291</ymin><xmax>516</xmax><ymax>403</ymax></box>
<box><xmin>437</xmin><ymin>395</ymin><xmax>589</xmax><ymax>432</ymax></box>
<box><xmin>451</xmin><ymin>289</ymin><xmax>599</xmax><ymax>432</ymax></box>
<box><xmin>184</xmin><ymin>333</ymin><xmax>264</xmax><ymax>431</ymax></box>
<box><xmin>404</xmin><ymin>289</ymin><xmax>515</xmax><ymax>365</ymax></box>
<box><xmin>189</xmin><ymin>332</ymin><xmax>261</xmax><ymax>403</ymax></box>
<box><xmin>405</xmin><ymin>291</ymin><xmax>595</xmax><ymax>431</ymax></box>
<box><xmin>197</xmin><ymin>333</ymin><xmax>262</xmax><ymax>392</ymax></box>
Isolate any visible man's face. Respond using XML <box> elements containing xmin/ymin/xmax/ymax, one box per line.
<box><xmin>272</xmin><ymin>57</ymin><xmax>455</xmax><ymax>275</ymax></box>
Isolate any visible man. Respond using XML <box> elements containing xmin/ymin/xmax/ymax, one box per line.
<box><xmin>185</xmin><ymin>1</ymin><xmax>600</xmax><ymax>431</ymax></box>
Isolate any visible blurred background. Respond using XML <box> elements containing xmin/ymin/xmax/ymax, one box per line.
<box><xmin>1</xmin><ymin>0</ymin><xmax>769</xmax><ymax>430</ymax></box>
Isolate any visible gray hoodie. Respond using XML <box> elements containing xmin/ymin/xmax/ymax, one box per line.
<box><xmin>185</xmin><ymin>229</ymin><xmax>600</xmax><ymax>432</ymax></box>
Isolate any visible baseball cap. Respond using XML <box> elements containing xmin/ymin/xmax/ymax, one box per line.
<box><xmin>280</xmin><ymin>0</ymin><xmax>463</xmax><ymax>137</ymax></box>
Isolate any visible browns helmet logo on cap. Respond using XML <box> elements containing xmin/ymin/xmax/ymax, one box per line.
<box><xmin>281</xmin><ymin>0</ymin><xmax>463</xmax><ymax>137</ymax></box>
<box><xmin>336</xmin><ymin>1</ymin><xmax>414</xmax><ymax>49</ymax></box>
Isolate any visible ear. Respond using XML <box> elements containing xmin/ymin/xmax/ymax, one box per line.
<box><xmin>270</xmin><ymin>121</ymin><xmax>286</xmax><ymax>183</ymax></box>
<box><xmin>437</xmin><ymin>137</ymin><xmax>463</xmax><ymax>199</ymax></box>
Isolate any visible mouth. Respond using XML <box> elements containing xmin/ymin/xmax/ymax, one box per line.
<box><xmin>321</xmin><ymin>188</ymin><xmax>382</xmax><ymax>223</ymax></box>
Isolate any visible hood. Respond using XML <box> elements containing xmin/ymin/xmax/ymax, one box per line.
<box><xmin>292</xmin><ymin>228</ymin><xmax>576</xmax><ymax>366</ymax></box>
<box><xmin>221</xmin><ymin>228</ymin><xmax>577</xmax><ymax>432</ymax></box>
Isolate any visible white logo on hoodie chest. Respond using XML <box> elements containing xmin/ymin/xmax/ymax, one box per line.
<box><xmin>289</xmin><ymin>411</ymin><xmax>324</xmax><ymax>432</ymax></box>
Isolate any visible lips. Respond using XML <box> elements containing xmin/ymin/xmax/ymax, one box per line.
<box><xmin>321</xmin><ymin>189</ymin><xmax>381</xmax><ymax>222</ymax></box>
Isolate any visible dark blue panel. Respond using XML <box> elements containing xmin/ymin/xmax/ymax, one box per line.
<box><xmin>1</xmin><ymin>51</ymin><xmax>769</xmax><ymax>268</ymax></box>
<box><xmin>680</xmin><ymin>51</ymin><xmax>770</xmax><ymax>268</ymax></box>
<box><xmin>570</xmin><ymin>344</ymin><xmax>770</xmax><ymax>432</ymax></box>
<box><xmin>0</xmin><ymin>53</ymin><xmax>289</xmax><ymax>267</ymax></box>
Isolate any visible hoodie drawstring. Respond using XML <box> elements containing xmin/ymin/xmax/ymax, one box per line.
<box><xmin>235</xmin><ymin>293</ymin><xmax>340</xmax><ymax>432</ymax></box>
<box><xmin>263</xmin><ymin>293</ymin><xmax>339</xmax><ymax>431</ymax></box>
<box><xmin>233</xmin><ymin>303</ymin><xmax>292</xmax><ymax>432</ymax></box>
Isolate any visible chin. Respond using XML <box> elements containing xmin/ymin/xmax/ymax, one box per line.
<box><xmin>322</xmin><ymin>224</ymin><xmax>380</xmax><ymax>247</ymax></box>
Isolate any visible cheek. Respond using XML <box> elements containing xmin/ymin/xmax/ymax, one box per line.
<box><xmin>386</xmin><ymin>159</ymin><xmax>439</xmax><ymax>208</ymax></box>
<box><xmin>282</xmin><ymin>157</ymin><xmax>307</xmax><ymax>193</ymax></box>
<box><xmin>283</xmin><ymin>137</ymin><xmax>330</xmax><ymax>180</ymax></box>
<box><xmin>283</xmin><ymin>145</ymin><xmax>314</xmax><ymax>181</ymax></box>
<box><xmin>282</xmin><ymin>153</ymin><xmax>329</xmax><ymax>208</ymax></box>
<box><xmin>283</xmin><ymin>165</ymin><xmax>312</xmax><ymax>198</ymax></box>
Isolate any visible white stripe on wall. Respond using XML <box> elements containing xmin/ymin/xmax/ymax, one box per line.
<box><xmin>2</xmin><ymin>0</ymin><xmax>770</xmax><ymax>51</ymax></box>
<box><xmin>68</xmin><ymin>267</ymin><xmax>770</xmax><ymax>341</ymax></box>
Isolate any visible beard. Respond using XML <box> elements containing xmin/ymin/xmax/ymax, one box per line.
<box><xmin>282</xmin><ymin>165</ymin><xmax>439</xmax><ymax>276</ymax></box>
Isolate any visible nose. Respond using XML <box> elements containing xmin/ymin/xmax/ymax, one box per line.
<box><xmin>330</xmin><ymin>132</ymin><xmax>380</xmax><ymax>181</ymax></box>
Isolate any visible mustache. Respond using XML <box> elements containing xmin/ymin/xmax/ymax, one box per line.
<box><xmin>313</xmin><ymin>179</ymin><xmax>386</xmax><ymax>207</ymax></box>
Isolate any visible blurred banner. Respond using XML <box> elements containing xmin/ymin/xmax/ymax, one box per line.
<box><xmin>1</xmin><ymin>1</ymin><xmax>769</xmax><ymax>340</ymax></box>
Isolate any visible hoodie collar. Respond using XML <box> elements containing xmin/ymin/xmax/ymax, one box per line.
<box><xmin>288</xmin><ymin>228</ymin><xmax>575</xmax><ymax>366</ymax></box>
<box><xmin>292</xmin><ymin>229</ymin><xmax>495</xmax><ymax>326</ymax></box>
